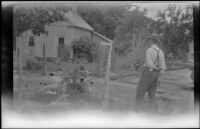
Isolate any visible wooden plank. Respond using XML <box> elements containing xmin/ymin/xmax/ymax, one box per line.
<box><xmin>102</xmin><ymin>44</ymin><xmax>112</xmax><ymax>109</ymax></box>
<box><xmin>101</xmin><ymin>42</ymin><xmax>112</xmax><ymax>46</ymax></box>
<box><xmin>99</xmin><ymin>42</ymin><xmax>112</xmax><ymax>74</ymax></box>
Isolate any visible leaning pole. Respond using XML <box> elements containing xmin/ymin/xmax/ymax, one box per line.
<box><xmin>102</xmin><ymin>42</ymin><xmax>113</xmax><ymax>109</ymax></box>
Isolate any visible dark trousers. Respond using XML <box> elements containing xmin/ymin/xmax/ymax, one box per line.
<box><xmin>135</xmin><ymin>67</ymin><xmax>160</xmax><ymax>112</ymax></box>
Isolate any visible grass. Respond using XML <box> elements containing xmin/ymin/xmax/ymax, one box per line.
<box><xmin>13</xmin><ymin>57</ymin><xmax>194</xmax><ymax>115</ymax></box>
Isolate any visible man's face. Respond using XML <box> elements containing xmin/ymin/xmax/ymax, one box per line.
<box><xmin>147</xmin><ymin>40</ymin><xmax>154</xmax><ymax>48</ymax></box>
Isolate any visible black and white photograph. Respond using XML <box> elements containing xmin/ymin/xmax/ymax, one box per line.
<box><xmin>1</xmin><ymin>1</ymin><xmax>199</xmax><ymax>128</ymax></box>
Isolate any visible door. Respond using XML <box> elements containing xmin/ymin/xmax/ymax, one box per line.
<box><xmin>57</xmin><ymin>37</ymin><xmax>65</xmax><ymax>59</ymax></box>
<box><xmin>28</xmin><ymin>36</ymin><xmax>35</xmax><ymax>59</ymax></box>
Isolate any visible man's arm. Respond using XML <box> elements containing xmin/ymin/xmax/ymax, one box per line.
<box><xmin>146</xmin><ymin>49</ymin><xmax>157</xmax><ymax>69</ymax></box>
<box><xmin>160</xmin><ymin>51</ymin><xmax>166</xmax><ymax>73</ymax></box>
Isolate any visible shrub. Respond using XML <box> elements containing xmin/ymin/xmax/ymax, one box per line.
<box><xmin>72</xmin><ymin>36</ymin><xmax>98</xmax><ymax>62</ymax></box>
<box><xmin>63</xmin><ymin>45</ymin><xmax>71</xmax><ymax>61</ymax></box>
<box><xmin>113</xmin><ymin>40</ymin><xmax>132</xmax><ymax>56</ymax></box>
<box><xmin>24</xmin><ymin>59</ymin><xmax>43</xmax><ymax>71</ymax></box>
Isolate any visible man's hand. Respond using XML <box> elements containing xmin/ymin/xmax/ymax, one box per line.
<box><xmin>154</xmin><ymin>67</ymin><xmax>162</xmax><ymax>71</ymax></box>
<box><xmin>157</xmin><ymin>72</ymin><xmax>164</xmax><ymax>87</ymax></box>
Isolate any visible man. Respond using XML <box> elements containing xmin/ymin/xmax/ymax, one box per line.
<box><xmin>135</xmin><ymin>36</ymin><xmax>166</xmax><ymax>113</ymax></box>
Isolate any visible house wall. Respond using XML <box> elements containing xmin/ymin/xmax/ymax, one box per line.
<box><xmin>45</xmin><ymin>25</ymin><xmax>70</xmax><ymax>58</ymax></box>
<box><xmin>39</xmin><ymin>25</ymin><xmax>92</xmax><ymax>58</ymax></box>
<box><xmin>16</xmin><ymin>21</ymin><xmax>113</xmax><ymax>61</ymax></box>
<box><xmin>34</xmin><ymin>35</ymin><xmax>42</xmax><ymax>58</ymax></box>
<box><xmin>68</xmin><ymin>27</ymin><xmax>92</xmax><ymax>43</ymax></box>
<box><xmin>35</xmin><ymin>23</ymin><xmax>71</xmax><ymax>58</ymax></box>
<box><xmin>16</xmin><ymin>30</ymin><xmax>35</xmax><ymax>61</ymax></box>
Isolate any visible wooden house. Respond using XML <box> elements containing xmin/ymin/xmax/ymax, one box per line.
<box><xmin>15</xmin><ymin>10</ymin><xmax>112</xmax><ymax>62</ymax></box>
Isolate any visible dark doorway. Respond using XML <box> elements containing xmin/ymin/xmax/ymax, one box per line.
<box><xmin>58</xmin><ymin>37</ymin><xmax>65</xmax><ymax>59</ymax></box>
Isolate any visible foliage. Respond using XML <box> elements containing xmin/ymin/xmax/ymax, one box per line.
<box><xmin>113</xmin><ymin>40</ymin><xmax>133</xmax><ymax>56</ymax></box>
<box><xmin>14</xmin><ymin>5</ymin><xmax>69</xmax><ymax>37</ymax></box>
<box><xmin>14</xmin><ymin>3</ymin><xmax>193</xmax><ymax>60</ymax></box>
<box><xmin>113</xmin><ymin>4</ymin><xmax>193</xmax><ymax>59</ymax></box>
<box><xmin>77</xmin><ymin>5</ymin><xmax>128</xmax><ymax>39</ymax></box>
<box><xmin>63</xmin><ymin>45</ymin><xmax>71</xmax><ymax>61</ymax></box>
<box><xmin>24</xmin><ymin>59</ymin><xmax>43</xmax><ymax>71</ymax></box>
<box><xmin>72</xmin><ymin>36</ymin><xmax>98</xmax><ymax>62</ymax></box>
<box><xmin>113</xmin><ymin>6</ymin><xmax>152</xmax><ymax>56</ymax></box>
<box><xmin>154</xmin><ymin>4</ymin><xmax>193</xmax><ymax>59</ymax></box>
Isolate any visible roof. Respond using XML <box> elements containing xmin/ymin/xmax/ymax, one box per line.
<box><xmin>64</xmin><ymin>11</ymin><xmax>94</xmax><ymax>31</ymax></box>
<box><xmin>47</xmin><ymin>11</ymin><xmax>112</xmax><ymax>43</ymax></box>
<box><xmin>48</xmin><ymin>21</ymin><xmax>72</xmax><ymax>27</ymax></box>
<box><xmin>93</xmin><ymin>31</ymin><xmax>113</xmax><ymax>43</ymax></box>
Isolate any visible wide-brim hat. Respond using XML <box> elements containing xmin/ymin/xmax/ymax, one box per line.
<box><xmin>145</xmin><ymin>35</ymin><xmax>160</xmax><ymax>43</ymax></box>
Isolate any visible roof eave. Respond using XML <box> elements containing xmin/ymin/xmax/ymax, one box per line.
<box><xmin>93</xmin><ymin>31</ymin><xmax>113</xmax><ymax>43</ymax></box>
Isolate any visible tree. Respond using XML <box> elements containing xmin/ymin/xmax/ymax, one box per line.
<box><xmin>154</xmin><ymin>4</ymin><xmax>193</xmax><ymax>59</ymax></box>
<box><xmin>72</xmin><ymin>36</ymin><xmax>98</xmax><ymax>62</ymax></box>
<box><xmin>14</xmin><ymin>5</ymin><xmax>68</xmax><ymax>36</ymax></box>
<box><xmin>77</xmin><ymin>6</ymin><xmax>105</xmax><ymax>35</ymax></box>
<box><xmin>114</xmin><ymin>6</ymin><xmax>152</xmax><ymax>56</ymax></box>
<box><xmin>77</xmin><ymin>5</ymin><xmax>128</xmax><ymax>40</ymax></box>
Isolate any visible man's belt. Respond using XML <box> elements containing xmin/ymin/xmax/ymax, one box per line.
<box><xmin>145</xmin><ymin>66</ymin><xmax>161</xmax><ymax>71</ymax></box>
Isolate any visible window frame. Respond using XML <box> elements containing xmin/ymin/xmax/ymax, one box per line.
<box><xmin>28</xmin><ymin>36</ymin><xmax>34</xmax><ymax>47</ymax></box>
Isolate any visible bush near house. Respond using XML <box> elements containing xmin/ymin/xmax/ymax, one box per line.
<box><xmin>24</xmin><ymin>59</ymin><xmax>43</xmax><ymax>71</ymax></box>
<box><xmin>113</xmin><ymin>40</ymin><xmax>133</xmax><ymax>56</ymax></box>
<box><xmin>63</xmin><ymin>45</ymin><xmax>71</xmax><ymax>61</ymax></box>
<box><xmin>72</xmin><ymin>36</ymin><xmax>98</xmax><ymax>62</ymax></box>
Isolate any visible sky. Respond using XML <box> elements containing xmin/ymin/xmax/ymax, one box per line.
<box><xmin>3</xmin><ymin>1</ymin><xmax>198</xmax><ymax>20</ymax></box>
<box><xmin>129</xmin><ymin>1</ymin><xmax>196</xmax><ymax>20</ymax></box>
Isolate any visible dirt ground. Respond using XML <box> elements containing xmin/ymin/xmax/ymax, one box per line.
<box><xmin>13</xmin><ymin>61</ymin><xmax>194</xmax><ymax>116</ymax></box>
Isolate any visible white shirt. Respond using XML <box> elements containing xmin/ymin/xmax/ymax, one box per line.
<box><xmin>145</xmin><ymin>45</ymin><xmax>166</xmax><ymax>73</ymax></box>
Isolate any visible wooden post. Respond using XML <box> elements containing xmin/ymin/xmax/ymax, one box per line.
<box><xmin>102</xmin><ymin>42</ymin><xmax>112</xmax><ymax>109</ymax></box>
<box><xmin>99</xmin><ymin>45</ymin><xmax>103</xmax><ymax>75</ymax></box>
<box><xmin>17</xmin><ymin>37</ymin><xmax>23</xmax><ymax>103</ymax></box>
<box><xmin>43</xmin><ymin>43</ymin><xmax>46</xmax><ymax>75</ymax></box>
<box><xmin>16</xmin><ymin>38</ymin><xmax>19</xmax><ymax>74</ymax></box>
<box><xmin>70</xmin><ymin>28</ymin><xmax>74</xmax><ymax>61</ymax></box>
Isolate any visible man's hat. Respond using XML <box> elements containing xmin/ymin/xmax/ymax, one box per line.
<box><xmin>145</xmin><ymin>34</ymin><xmax>160</xmax><ymax>43</ymax></box>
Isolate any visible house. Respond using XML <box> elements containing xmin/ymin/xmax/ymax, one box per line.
<box><xmin>15</xmin><ymin>10</ymin><xmax>112</xmax><ymax>62</ymax></box>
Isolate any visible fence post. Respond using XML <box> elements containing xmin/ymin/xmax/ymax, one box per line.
<box><xmin>17</xmin><ymin>37</ymin><xmax>23</xmax><ymax>103</ymax></box>
<box><xmin>43</xmin><ymin>43</ymin><xmax>46</xmax><ymax>75</ymax></box>
<box><xmin>102</xmin><ymin>43</ymin><xmax>112</xmax><ymax>109</ymax></box>
<box><xmin>99</xmin><ymin>45</ymin><xmax>103</xmax><ymax>75</ymax></box>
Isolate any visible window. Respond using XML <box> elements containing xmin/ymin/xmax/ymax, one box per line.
<box><xmin>58</xmin><ymin>37</ymin><xmax>64</xmax><ymax>44</ymax></box>
<box><xmin>29</xmin><ymin>36</ymin><xmax>34</xmax><ymax>47</ymax></box>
